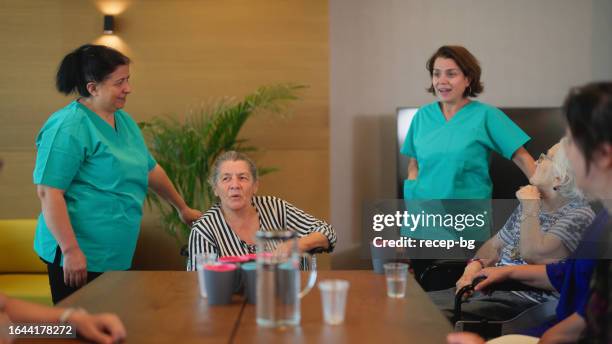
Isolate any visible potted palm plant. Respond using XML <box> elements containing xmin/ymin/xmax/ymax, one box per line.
<box><xmin>139</xmin><ymin>83</ymin><xmax>305</xmax><ymax>250</ymax></box>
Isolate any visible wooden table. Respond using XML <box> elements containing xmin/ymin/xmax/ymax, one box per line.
<box><xmin>234</xmin><ymin>270</ymin><xmax>452</xmax><ymax>343</ymax></box>
<box><xmin>17</xmin><ymin>270</ymin><xmax>452</xmax><ymax>343</ymax></box>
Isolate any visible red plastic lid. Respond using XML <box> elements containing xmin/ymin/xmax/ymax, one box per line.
<box><xmin>258</xmin><ymin>252</ymin><xmax>273</xmax><ymax>258</ymax></box>
<box><xmin>244</xmin><ymin>253</ymin><xmax>257</xmax><ymax>261</ymax></box>
<box><xmin>204</xmin><ymin>263</ymin><xmax>237</xmax><ymax>272</ymax></box>
<box><xmin>219</xmin><ymin>255</ymin><xmax>250</xmax><ymax>263</ymax></box>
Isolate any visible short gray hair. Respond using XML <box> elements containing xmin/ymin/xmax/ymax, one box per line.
<box><xmin>552</xmin><ymin>137</ymin><xmax>583</xmax><ymax>200</ymax></box>
<box><xmin>208</xmin><ymin>151</ymin><xmax>258</xmax><ymax>187</ymax></box>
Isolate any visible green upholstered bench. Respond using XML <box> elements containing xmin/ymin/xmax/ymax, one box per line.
<box><xmin>0</xmin><ymin>219</ymin><xmax>52</xmax><ymax>305</ymax></box>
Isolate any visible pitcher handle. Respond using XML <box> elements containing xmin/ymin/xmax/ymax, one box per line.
<box><xmin>298</xmin><ymin>253</ymin><xmax>317</xmax><ymax>298</ymax></box>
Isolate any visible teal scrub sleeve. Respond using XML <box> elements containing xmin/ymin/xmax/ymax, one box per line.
<box><xmin>33</xmin><ymin>121</ymin><xmax>84</xmax><ymax>190</ymax></box>
<box><xmin>485</xmin><ymin>108</ymin><xmax>530</xmax><ymax>160</ymax></box>
<box><xmin>400</xmin><ymin>112</ymin><xmax>419</xmax><ymax>158</ymax></box>
<box><xmin>147</xmin><ymin>150</ymin><xmax>157</xmax><ymax>171</ymax></box>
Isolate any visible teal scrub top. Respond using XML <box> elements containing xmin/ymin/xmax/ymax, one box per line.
<box><xmin>401</xmin><ymin>101</ymin><xmax>530</xmax><ymax>200</ymax></box>
<box><xmin>33</xmin><ymin>100</ymin><xmax>156</xmax><ymax>272</ymax></box>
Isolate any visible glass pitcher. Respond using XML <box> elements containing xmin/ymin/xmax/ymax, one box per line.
<box><xmin>256</xmin><ymin>230</ymin><xmax>317</xmax><ymax>327</ymax></box>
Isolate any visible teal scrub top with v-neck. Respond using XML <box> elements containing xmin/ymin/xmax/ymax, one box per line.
<box><xmin>33</xmin><ymin>100</ymin><xmax>156</xmax><ymax>272</ymax></box>
<box><xmin>401</xmin><ymin>101</ymin><xmax>529</xmax><ymax>200</ymax></box>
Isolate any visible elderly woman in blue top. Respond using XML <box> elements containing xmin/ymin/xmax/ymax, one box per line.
<box><xmin>429</xmin><ymin>138</ymin><xmax>594</xmax><ymax>322</ymax></box>
<box><xmin>402</xmin><ymin>45</ymin><xmax>535</xmax><ymax>200</ymax></box>
<box><xmin>33</xmin><ymin>44</ymin><xmax>202</xmax><ymax>304</ymax></box>
<box><xmin>187</xmin><ymin>151</ymin><xmax>336</xmax><ymax>270</ymax></box>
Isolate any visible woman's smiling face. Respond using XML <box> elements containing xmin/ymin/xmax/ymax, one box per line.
<box><xmin>432</xmin><ymin>57</ymin><xmax>470</xmax><ymax>104</ymax></box>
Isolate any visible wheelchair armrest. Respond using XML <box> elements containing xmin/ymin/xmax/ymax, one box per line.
<box><xmin>180</xmin><ymin>244</ymin><xmax>189</xmax><ymax>257</ymax></box>
<box><xmin>307</xmin><ymin>247</ymin><xmax>325</xmax><ymax>255</ymax></box>
<box><xmin>454</xmin><ymin>320</ymin><xmax>504</xmax><ymax>339</ymax></box>
<box><xmin>470</xmin><ymin>275</ymin><xmax>544</xmax><ymax>292</ymax></box>
<box><xmin>419</xmin><ymin>259</ymin><xmax>467</xmax><ymax>291</ymax></box>
<box><xmin>452</xmin><ymin>275</ymin><xmax>549</xmax><ymax>324</ymax></box>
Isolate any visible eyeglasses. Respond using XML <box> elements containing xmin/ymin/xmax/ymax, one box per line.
<box><xmin>536</xmin><ymin>153</ymin><xmax>553</xmax><ymax>164</ymax></box>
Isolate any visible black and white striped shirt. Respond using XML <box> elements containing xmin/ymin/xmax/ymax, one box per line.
<box><xmin>187</xmin><ymin>196</ymin><xmax>336</xmax><ymax>271</ymax></box>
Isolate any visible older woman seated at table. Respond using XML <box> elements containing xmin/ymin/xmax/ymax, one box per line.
<box><xmin>187</xmin><ymin>151</ymin><xmax>336</xmax><ymax>270</ymax></box>
<box><xmin>429</xmin><ymin>138</ymin><xmax>595</xmax><ymax>321</ymax></box>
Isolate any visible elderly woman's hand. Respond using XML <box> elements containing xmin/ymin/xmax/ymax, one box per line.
<box><xmin>455</xmin><ymin>261</ymin><xmax>483</xmax><ymax>296</ymax></box>
<box><xmin>516</xmin><ymin>185</ymin><xmax>541</xmax><ymax>215</ymax></box>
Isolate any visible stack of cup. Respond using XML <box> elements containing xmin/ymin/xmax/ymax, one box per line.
<box><xmin>204</xmin><ymin>263</ymin><xmax>238</xmax><ymax>305</ymax></box>
<box><xmin>219</xmin><ymin>255</ymin><xmax>251</xmax><ymax>264</ymax></box>
<box><xmin>219</xmin><ymin>255</ymin><xmax>250</xmax><ymax>293</ymax></box>
<box><xmin>241</xmin><ymin>262</ymin><xmax>257</xmax><ymax>304</ymax></box>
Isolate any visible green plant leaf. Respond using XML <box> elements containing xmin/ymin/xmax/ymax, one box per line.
<box><xmin>141</xmin><ymin>83</ymin><xmax>305</xmax><ymax>247</ymax></box>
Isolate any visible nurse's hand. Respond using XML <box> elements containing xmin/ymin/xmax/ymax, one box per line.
<box><xmin>179</xmin><ymin>207</ymin><xmax>203</xmax><ymax>225</ymax></box>
<box><xmin>63</xmin><ymin>247</ymin><xmax>88</xmax><ymax>288</ymax></box>
<box><xmin>516</xmin><ymin>185</ymin><xmax>541</xmax><ymax>215</ymax></box>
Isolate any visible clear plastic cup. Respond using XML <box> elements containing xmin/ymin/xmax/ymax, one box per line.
<box><xmin>318</xmin><ymin>279</ymin><xmax>350</xmax><ymax>325</ymax></box>
<box><xmin>195</xmin><ymin>253</ymin><xmax>218</xmax><ymax>298</ymax></box>
<box><xmin>383</xmin><ymin>262</ymin><xmax>408</xmax><ymax>298</ymax></box>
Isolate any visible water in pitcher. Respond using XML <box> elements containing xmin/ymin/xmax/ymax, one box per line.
<box><xmin>256</xmin><ymin>260</ymin><xmax>300</xmax><ymax>327</ymax></box>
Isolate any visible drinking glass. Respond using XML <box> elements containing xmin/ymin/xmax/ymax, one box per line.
<box><xmin>383</xmin><ymin>262</ymin><xmax>408</xmax><ymax>298</ymax></box>
<box><xmin>318</xmin><ymin>279</ymin><xmax>350</xmax><ymax>325</ymax></box>
<box><xmin>195</xmin><ymin>252</ymin><xmax>218</xmax><ymax>298</ymax></box>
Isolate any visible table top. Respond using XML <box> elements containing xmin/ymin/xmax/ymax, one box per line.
<box><xmin>17</xmin><ymin>270</ymin><xmax>452</xmax><ymax>343</ymax></box>
<box><xmin>235</xmin><ymin>270</ymin><xmax>452</xmax><ymax>343</ymax></box>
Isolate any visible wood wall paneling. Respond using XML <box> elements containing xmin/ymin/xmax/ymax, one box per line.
<box><xmin>0</xmin><ymin>0</ymin><xmax>330</xmax><ymax>270</ymax></box>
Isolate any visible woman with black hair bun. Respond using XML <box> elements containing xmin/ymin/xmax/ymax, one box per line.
<box><xmin>33</xmin><ymin>44</ymin><xmax>202</xmax><ymax>303</ymax></box>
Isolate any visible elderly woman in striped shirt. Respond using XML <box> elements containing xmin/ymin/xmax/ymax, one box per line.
<box><xmin>187</xmin><ymin>151</ymin><xmax>336</xmax><ymax>271</ymax></box>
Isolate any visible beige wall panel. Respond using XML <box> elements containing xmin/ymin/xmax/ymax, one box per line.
<box><xmin>0</xmin><ymin>0</ymin><xmax>330</xmax><ymax>270</ymax></box>
<box><xmin>330</xmin><ymin>0</ymin><xmax>612</xmax><ymax>268</ymax></box>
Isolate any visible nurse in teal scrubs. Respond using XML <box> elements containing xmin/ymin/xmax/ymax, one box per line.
<box><xmin>402</xmin><ymin>45</ymin><xmax>535</xmax><ymax>200</ymax></box>
<box><xmin>33</xmin><ymin>44</ymin><xmax>202</xmax><ymax>304</ymax></box>
<box><xmin>401</xmin><ymin>46</ymin><xmax>535</xmax><ymax>278</ymax></box>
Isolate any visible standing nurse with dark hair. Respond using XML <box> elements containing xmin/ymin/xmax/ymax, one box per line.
<box><xmin>402</xmin><ymin>45</ymin><xmax>535</xmax><ymax>200</ymax></box>
<box><xmin>401</xmin><ymin>45</ymin><xmax>537</xmax><ymax>282</ymax></box>
<box><xmin>33</xmin><ymin>44</ymin><xmax>202</xmax><ymax>303</ymax></box>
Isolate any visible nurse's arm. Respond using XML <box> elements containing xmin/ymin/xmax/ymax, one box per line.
<box><xmin>539</xmin><ymin>313</ymin><xmax>585</xmax><ymax>344</ymax></box>
<box><xmin>511</xmin><ymin>147</ymin><xmax>536</xmax><ymax>179</ymax></box>
<box><xmin>407</xmin><ymin>158</ymin><xmax>418</xmax><ymax>180</ymax></box>
<box><xmin>36</xmin><ymin>185</ymin><xmax>87</xmax><ymax>288</ymax></box>
<box><xmin>148</xmin><ymin>165</ymin><xmax>202</xmax><ymax>224</ymax></box>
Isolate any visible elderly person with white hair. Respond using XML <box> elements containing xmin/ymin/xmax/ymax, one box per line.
<box><xmin>429</xmin><ymin>138</ymin><xmax>595</xmax><ymax>322</ymax></box>
<box><xmin>187</xmin><ymin>151</ymin><xmax>336</xmax><ymax>271</ymax></box>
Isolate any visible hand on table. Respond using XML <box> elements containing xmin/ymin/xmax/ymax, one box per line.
<box><xmin>69</xmin><ymin>309</ymin><xmax>126</xmax><ymax>344</ymax></box>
